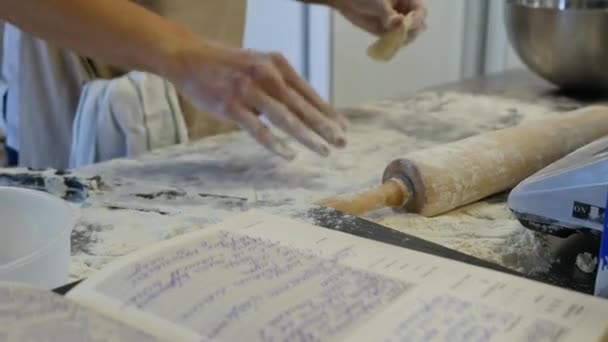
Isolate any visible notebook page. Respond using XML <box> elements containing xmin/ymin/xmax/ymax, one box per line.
<box><xmin>69</xmin><ymin>210</ymin><xmax>608</xmax><ymax>342</ymax></box>
<box><xmin>0</xmin><ymin>282</ymin><xmax>162</xmax><ymax>341</ymax></box>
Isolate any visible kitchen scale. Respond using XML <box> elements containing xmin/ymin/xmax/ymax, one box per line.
<box><xmin>508</xmin><ymin>135</ymin><xmax>608</xmax><ymax>237</ymax></box>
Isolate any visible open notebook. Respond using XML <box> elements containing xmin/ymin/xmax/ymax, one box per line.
<box><xmin>1</xmin><ymin>210</ymin><xmax>607</xmax><ymax>341</ymax></box>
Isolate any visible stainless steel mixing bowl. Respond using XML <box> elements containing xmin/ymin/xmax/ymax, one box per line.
<box><xmin>505</xmin><ymin>0</ymin><xmax>608</xmax><ymax>92</ymax></box>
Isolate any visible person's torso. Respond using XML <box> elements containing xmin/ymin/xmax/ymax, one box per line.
<box><xmin>1</xmin><ymin>0</ymin><xmax>246</xmax><ymax>169</ymax></box>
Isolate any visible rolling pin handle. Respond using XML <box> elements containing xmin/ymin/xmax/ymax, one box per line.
<box><xmin>387</xmin><ymin>175</ymin><xmax>415</xmax><ymax>208</ymax></box>
<box><xmin>317</xmin><ymin>177</ymin><xmax>411</xmax><ymax>216</ymax></box>
<box><xmin>382</xmin><ymin>177</ymin><xmax>412</xmax><ymax>209</ymax></box>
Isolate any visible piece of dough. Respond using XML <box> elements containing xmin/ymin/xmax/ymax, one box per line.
<box><xmin>367</xmin><ymin>12</ymin><xmax>415</xmax><ymax>62</ymax></box>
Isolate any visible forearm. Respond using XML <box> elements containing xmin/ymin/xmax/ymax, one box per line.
<box><xmin>0</xmin><ymin>0</ymin><xmax>200</xmax><ymax>78</ymax></box>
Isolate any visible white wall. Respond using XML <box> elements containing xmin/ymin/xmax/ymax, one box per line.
<box><xmin>243</xmin><ymin>1</ymin><xmax>332</xmax><ymax>100</ymax></box>
<box><xmin>243</xmin><ymin>0</ymin><xmax>307</xmax><ymax>75</ymax></box>
<box><xmin>485</xmin><ymin>0</ymin><xmax>524</xmax><ymax>74</ymax></box>
<box><xmin>506</xmin><ymin>48</ymin><xmax>524</xmax><ymax>70</ymax></box>
<box><xmin>331</xmin><ymin>0</ymin><xmax>469</xmax><ymax>107</ymax></box>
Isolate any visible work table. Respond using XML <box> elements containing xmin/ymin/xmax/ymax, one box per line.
<box><xmin>1</xmin><ymin>70</ymin><xmax>603</xmax><ymax>295</ymax></box>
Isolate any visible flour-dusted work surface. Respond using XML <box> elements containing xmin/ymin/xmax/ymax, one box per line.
<box><xmin>0</xmin><ymin>71</ymin><xmax>601</xmax><ymax>294</ymax></box>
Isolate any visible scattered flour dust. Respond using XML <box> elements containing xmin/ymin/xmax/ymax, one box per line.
<box><xmin>338</xmin><ymin>92</ymin><xmax>563</xmax><ymax>274</ymax></box>
<box><xmin>70</xmin><ymin>91</ymin><xmax>570</xmax><ymax>278</ymax></box>
<box><xmin>370</xmin><ymin>201</ymin><xmax>553</xmax><ymax>274</ymax></box>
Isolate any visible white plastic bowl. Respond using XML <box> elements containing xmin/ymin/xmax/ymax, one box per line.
<box><xmin>0</xmin><ymin>187</ymin><xmax>75</xmax><ymax>289</ymax></box>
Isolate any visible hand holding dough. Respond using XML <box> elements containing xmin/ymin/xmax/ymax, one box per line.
<box><xmin>367</xmin><ymin>12</ymin><xmax>416</xmax><ymax>62</ymax></box>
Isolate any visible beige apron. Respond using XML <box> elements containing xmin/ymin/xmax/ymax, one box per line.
<box><xmin>7</xmin><ymin>0</ymin><xmax>245</xmax><ymax>169</ymax></box>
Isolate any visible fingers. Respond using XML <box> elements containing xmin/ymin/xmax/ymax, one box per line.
<box><xmin>231</xmin><ymin>104</ymin><xmax>296</xmax><ymax>161</ymax></box>
<box><xmin>268</xmin><ymin>52</ymin><xmax>349</xmax><ymax>130</ymax></box>
<box><xmin>411</xmin><ymin>4</ymin><xmax>427</xmax><ymax>29</ymax></box>
<box><xmin>251</xmin><ymin>89</ymin><xmax>332</xmax><ymax>157</ymax></box>
<box><xmin>285</xmin><ymin>88</ymin><xmax>347</xmax><ymax>148</ymax></box>
<box><xmin>411</xmin><ymin>0</ymin><xmax>427</xmax><ymax>13</ymax></box>
<box><xmin>378</xmin><ymin>1</ymin><xmax>401</xmax><ymax>29</ymax></box>
<box><xmin>386</xmin><ymin>12</ymin><xmax>405</xmax><ymax>31</ymax></box>
<box><xmin>232</xmin><ymin>57</ymin><xmax>345</xmax><ymax>158</ymax></box>
<box><xmin>370</xmin><ymin>0</ymin><xmax>428</xmax><ymax>34</ymax></box>
<box><xmin>393</xmin><ymin>0</ymin><xmax>427</xmax><ymax>29</ymax></box>
<box><xmin>342</xmin><ymin>10</ymin><xmax>387</xmax><ymax>36</ymax></box>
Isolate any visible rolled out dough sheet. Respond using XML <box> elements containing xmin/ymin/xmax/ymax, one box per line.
<box><xmin>367</xmin><ymin>12</ymin><xmax>415</xmax><ymax>62</ymax></box>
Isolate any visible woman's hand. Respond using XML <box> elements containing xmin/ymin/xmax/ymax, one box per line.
<box><xmin>329</xmin><ymin>0</ymin><xmax>427</xmax><ymax>36</ymax></box>
<box><xmin>168</xmin><ymin>42</ymin><xmax>348</xmax><ymax>160</ymax></box>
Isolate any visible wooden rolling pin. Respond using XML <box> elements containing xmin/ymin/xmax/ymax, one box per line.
<box><xmin>319</xmin><ymin>105</ymin><xmax>608</xmax><ymax>217</ymax></box>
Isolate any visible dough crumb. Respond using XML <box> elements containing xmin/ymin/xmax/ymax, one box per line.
<box><xmin>575</xmin><ymin>252</ymin><xmax>598</xmax><ymax>273</ymax></box>
<box><xmin>367</xmin><ymin>12</ymin><xmax>415</xmax><ymax>62</ymax></box>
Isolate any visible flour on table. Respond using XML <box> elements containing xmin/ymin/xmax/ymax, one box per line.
<box><xmin>63</xmin><ymin>91</ymin><xmax>576</xmax><ymax>280</ymax></box>
<box><xmin>373</xmin><ymin>201</ymin><xmax>553</xmax><ymax>274</ymax></box>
